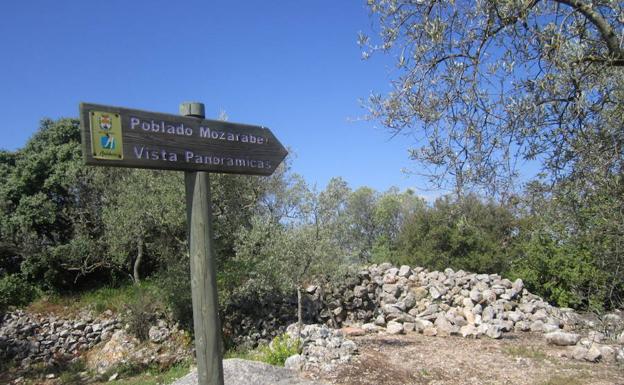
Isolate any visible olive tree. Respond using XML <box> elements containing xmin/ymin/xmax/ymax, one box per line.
<box><xmin>362</xmin><ymin>0</ymin><xmax>624</xmax><ymax>198</ymax></box>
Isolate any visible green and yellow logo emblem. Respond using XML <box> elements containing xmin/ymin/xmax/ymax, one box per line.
<box><xmin>90</xmin><ymin>111</ymin><xmax>123</xmax><ymax>160</ymax></box>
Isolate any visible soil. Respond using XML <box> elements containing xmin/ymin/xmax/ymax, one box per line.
<box><xmin>305</xmin><ymin>332</ymin><xmax>624</xmax><ymax>385</ymax></box>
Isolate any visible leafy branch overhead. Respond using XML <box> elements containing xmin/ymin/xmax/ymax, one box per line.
<box><xmin>362</xmin><ymin>0</ymin><xmax>624</xmax><ymax>198</ymax></box>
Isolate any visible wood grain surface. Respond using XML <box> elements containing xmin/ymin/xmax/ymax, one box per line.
<box><xmin>80</xmin><ymin>103</ymin><xmax>287</xmax><ymax>175</ymax></box>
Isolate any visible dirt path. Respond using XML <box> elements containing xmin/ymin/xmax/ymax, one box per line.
<box><xmin>306</xmin><ymin>332</ymin><xmax>624</xmax><ymax>385</ymax></box>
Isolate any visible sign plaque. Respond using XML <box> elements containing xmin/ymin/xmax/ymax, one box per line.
<box><xmin>80</xmin><ymin>103</ymin><xmax>288</xmax><ymax>176</ymax></box>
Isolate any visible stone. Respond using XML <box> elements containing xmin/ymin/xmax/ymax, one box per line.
<box><xmin>460</xmin><ymin>324</ymin><xmax>477</xmax><ymax>338</ymax></box>
<box><xmin>332</xmin><ymin>307</ymin><xmax>345</xmax><ymax>317</ymax></box>
<box><xmin>585</xmin><ymin>345</ymin><xmax>602</xmax><ymax>362</ymax></box>
<box><xmin>284</xmin><ymin>354</ymin><xmax>305</xmax><ymax>371</ymax></box>
<box><xmin>514</xmin><ymin>321</ymin><xmax>531</xmax><ymax>332</ymax></box>
<box><xmin>403</xmin><ymin>293</ymin><xmax>417</xmax><ymax>310</ymax></box>
<box><xmin>615</xmin><ymin>331</ymin><xmax>624</xmax><ymax>345</ymax></box>
<box><xmin>382</xmin><ymin>304</ymin><xmax>402</xmax><ymax>315</ymax></box>
<box><xmin>386</xmin><ymin>321</ymin><xmax>404</xmax><ymax>335</ymax></box>
<box><xmin>341</xmin><ymin>327</ymin><xmax>365</xmax><ymax>337</ymax></box>
<box><xmin>382</xmin><ymin>284</ymin><xmax>401</xmax><ymax>298</ymax></box>
<box><xmin>414</xmin><ymin>319</ymin><xmax>433</xmax><ymax>332</ymax></box>
<box><xmin>453</xmin><ymin>316</ymin><xmax>467</xmax><ymax>327</ymax></box>
<box><xmin>361</xmin><ymin>323</ymin><xmax>381</xmax><ymax>333</ymax></box>
<box><xmin>353</xmin><ymin>286</ymin><xmax>367</xmax><ymax>298</ymax></box>
<box><xmin>481</xmin><ymin>290</ymin><xmax>497</xmax><ymax>304</ymax></box>
<box><xmin>587</xmin><ymin>331</ymin><xmax>605</xmax><ymax>343</ymax></box>
<box><xmin>85</xmin><ymin>330</ymin><xmax>139</xmax><ymax>374</ymax></box>
<box><xmin>148</xmin><ymin>326</ymin><xmax>170</xmax><ymax>343</ymax></box>
<box><xmin>518</xmin><ymin>303</ymin><xmax>536</xmax><ymax>314</ymax></box>
<box><xmin>599</xmin><ymin>345</ymin><xmax>615</xmax><ymax>362</ymax></box>
<box><xmin>482</xmin><ymin>306</ymin><xmax>495</xmax><ymax>323</ymax></box>
<box><xmin>374</xmin><ymin>314</ymin><xmax>386</xmax><ymax>326</ymax></box>
<box><xmin>485</xmin><ymin>325</ymin><xmax>502</xmax><ymax>339</ymax></box>
<box><xmin>512</xmin><ymin>278</ymin><xmax>524</xmax><ymax>293</ymax></box>
<box><xmin>616</xmin><ymin>347</ymin><xmax>624</xmax><ymax>363</ymax></box>
<box><xmin>434</xmin><ymin>316</ymin><xmax>454</xmax><ymax>336</ymax></box>
<box><xmin>398</xmin><ymin>265</ymin><xmax>412</xmax><ymax>278</ymax></box>
<box><xmin>531</xmin><ymin>309</ymin><xmax>548</xmax><ymax>321</ymax></box>
<box><xmin>423</xmin><ymin>327</ymin><xmax>438</xmax><ymax>337</ymax></box>
<box><xmin>507</xmin><ymin>311</ymin><xmax>524</xmax><ymax>323</ymax></box>
<box><xmin>542</xmin><ymin>324</ymin><xmax>560</xmax><ymax>333</ymax></box>
<box><xmin>429</xmin><ymin>285</ymin><xmax>443</xmax><ymax>300</ymax></box>
<box><xmin>464</xmin><ymin>311</ymin><xmax>476</xmax><ymax>325</ymax></box>
<box><xmin>545</xmin><ymin>331</ymin><xmax>580</xmax><ymax>346</ymax></box>
<box><xmin>412</xmin><ymin>287</ymin><xmax>429</xmax><ymax>301</ymax></box>
<box><xmin>571</xmin><ymin>346</ymin><xmax>589</xmax><ymax>361</ymax></box>
<box><xmin>403</xmin><ymin>322</ymin><xmax>415</xmax><ymax>332</ymax></box>
<box><xmin>530</xmin><ymin>320</ymin><xmax>545</xmax><ymax>332</ymax></box>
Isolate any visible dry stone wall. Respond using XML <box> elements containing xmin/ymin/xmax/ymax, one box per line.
<box><xmin>0</xmin><ymin>310</ymin><xmax>122</xmax><ymax>368</ymax></box>
<box><xmin>2</xmin><ymin>263</ymin><xmax>624</xmax><ymax>371</ymax></box>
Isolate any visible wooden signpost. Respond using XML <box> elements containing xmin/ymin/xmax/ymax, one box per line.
<box><xmin>80</xmin><ymin>102</ymin><xmax>288</xmax><ymax>385</ymax></box>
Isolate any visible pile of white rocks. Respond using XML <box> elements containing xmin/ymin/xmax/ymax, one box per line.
<box><xmin>284</xmin><ymin>323</ymin><xmax>358</xmax><ymax>373</ymax></box>
<box><xmin>0</xmin><ymin>310</ymin><xmax>122</xmax><ymax>368</ymax></box>
<box><xmin>321</xmin><ymin>263</ymin><xmax>624</xmax><ymax>363</ymax></box>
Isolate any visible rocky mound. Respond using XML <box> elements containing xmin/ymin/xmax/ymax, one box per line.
<box><xmin>314</xmin><ymin>263</ymin><xmax>624</xmax><ymax>363</ymax></box>
<box><xmin>172</xmin><ymin>359</ymin><xmax>325</xmax><ymax>385</ymax></box>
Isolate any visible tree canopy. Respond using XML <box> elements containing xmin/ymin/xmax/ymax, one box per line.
<box><xmin>362</xmin><ymin>0</ymin><xmax>624</xmax><ymax>198</ymax></box>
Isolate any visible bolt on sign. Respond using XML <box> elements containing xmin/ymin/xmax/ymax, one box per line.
<box><xmin>80</xmin><ymin>103</ymin><xmax>288</xmax><ymax>176</ymax></box>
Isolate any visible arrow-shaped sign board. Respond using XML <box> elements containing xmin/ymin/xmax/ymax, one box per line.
<box><xmin>80</xmin><ymin>103</ymin><xmax>288</xmax><ymax>176</ymax></box>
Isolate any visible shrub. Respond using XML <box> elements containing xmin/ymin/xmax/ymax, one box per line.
<box><xmin>0</xmin><ymin>274</ymin><xmax>38</xmax><ymax>312</ymax></box>
<box><xmin>257</xmin><ymin>334</ymin><xmax>301</xmax><ymax>366</ymax></box>
<box><xmin>123</xmin><ymin>286</ymin><xmax>163</xmax><ymax>341</ymax></box>
<box><xmin>157</xmin><ymin>257</ymin><xmax>194</xmax><ymax>331</ymax></box>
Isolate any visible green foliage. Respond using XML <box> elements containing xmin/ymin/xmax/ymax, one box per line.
<box><xmin>511</xmin><ymin>174</ymin><xmax>624</xmax><ymax>311</ymax></box>
<box><xmin>0</xmin><ymin>118</ymin><xmax>109</xmax><ymax>291</ymax></box>
<box><xmin>2</xmin><ymin>116</ymin><xmax>622</xmax><ymax>317</ymax></box>
<box><xmin>223</xmin><ymin>334</ymin><xmax>300</xmax><ymax>366</ymax></box>
<box><xmin>122</xmin><ymin>285</ymin><xmax>164</xmax><ymax>341</ymax></box>
<box><xmin>397</xmin><ymin>194</ymin><xmax>517</xmax><ymax>274</ymax></box>
<box><xmin>156</xmin><ymin>257</ymin><xmax>193</xmax><ymax>331</ymax></box>
<box><xmin>510</xmin><ymin>232</ymin><xmax>607</xmax><ymax>310</ymax></box>
<box><xmin>102</xmin><ymin>169</ymin><xmax>186</xmax><ymax>283</ymax></box>
<box><xmin>0</xmin><ymin>274</ymin><xmax>38</xmax><ymax>312</ymax></box>
<box><xmin>57</xmin><ymin>359</ymin><xmax>87</xmax><ymax>385</ymax></box>
<box><xmin>257</xmin><ymin>334</ymin><xmax>301</xmax><ymax>366</ymax></box>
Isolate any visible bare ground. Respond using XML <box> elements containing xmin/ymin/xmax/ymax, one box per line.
<box><xmin>304</xmin><ymin>332</ymin><xmax>624</xmax><ymax>385</ymax></box>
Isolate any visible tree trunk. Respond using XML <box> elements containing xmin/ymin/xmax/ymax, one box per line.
<box><xmin>133</xmin><ymin>237</ymin><xmax>143</xmax><ymax>284</ymax></box>
<box><xmin>297</xmin><ymin>285</ymin><xmax>303</xmax><ymax>334</ymax></box>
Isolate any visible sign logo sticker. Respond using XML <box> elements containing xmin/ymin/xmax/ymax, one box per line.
<box><xmin>90</xmin><ymin>111</ymin><xmax>123</xmax><ymax>160</ymax></box>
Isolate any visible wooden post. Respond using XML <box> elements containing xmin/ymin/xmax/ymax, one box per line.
<box><xmin>181</xmin><ymin>102</ymin><xmax>224</xmax><ymax>385</ymax></box>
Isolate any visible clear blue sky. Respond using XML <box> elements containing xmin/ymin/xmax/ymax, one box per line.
<box><xmin>0</xmin><ymin>0</ymin><xmax>435</xmax><ymax>196</ymax></box>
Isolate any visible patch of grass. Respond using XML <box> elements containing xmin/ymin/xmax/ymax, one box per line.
<box><xmin>27</xmin><ymin>280</ymin><xmax>163</xmax><ymax>316</ymax></box>
<box><xmin>224</xmin><ymin>334</ymin><xmax>301</xmax><ymax>367</ymax></box>
<box><xmin>256</xmin><ymin>334</ymin><xmax>301</xmax><ymax>366</ymax></box>
<box><xmin>104</xmin><ymin>361</ymin><xmax>191</xmax><ymax>385</ymax></box>
<box><xmin>540</xmin><ymin>375</ymin><xmax>585</xmax><ymax>385</ymax></box>
<box><xmin>224</xmin><ymin>346</ymin><xmax>259</xmax><ymax>361</ymax></box>
<box><xmin>57</xmin><ymin>360</ymin><xmax>88</xmax><ymax>385</ymax></box>
<box><xmin>503</xmin><ymin>345</ymin><xmax>549</xmax><ymax>361</ymax></box>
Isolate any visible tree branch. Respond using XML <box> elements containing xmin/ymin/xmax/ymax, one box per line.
<box><xmin>553</xmin><ymin>0</ymin><xmax>624</xmax><ymax>58</ymax></box>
